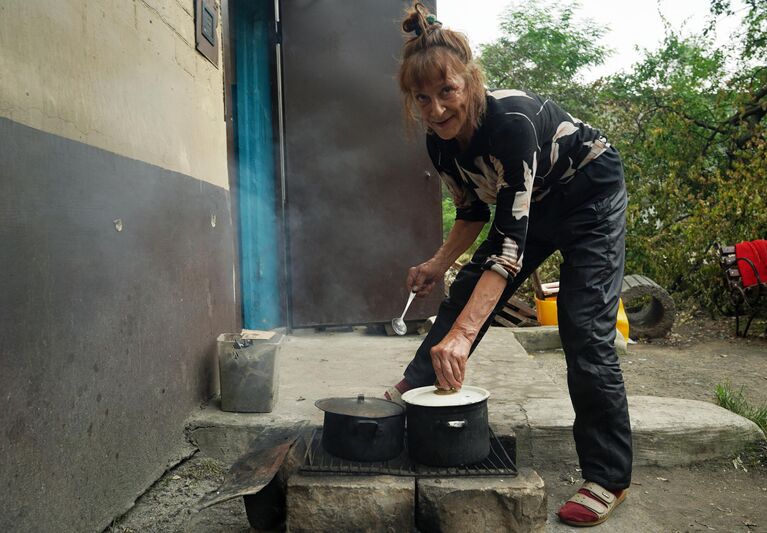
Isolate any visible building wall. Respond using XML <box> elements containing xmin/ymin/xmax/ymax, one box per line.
<box><xmin>0</xmin><ymin>0</ymin><xmax>229</xmax><ymax>187</ymax></box>
<box><xmin>0</xmin><ymin>1</ymin><xmax>237</xmax><ymax>531</ymax></box>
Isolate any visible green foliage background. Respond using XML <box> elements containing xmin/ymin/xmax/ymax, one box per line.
<box><xmin>443</xmin><ymin>0</ymin><xmax>767</xmax><ymax>310</ymax></box>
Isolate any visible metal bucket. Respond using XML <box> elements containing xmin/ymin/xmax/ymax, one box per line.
<box><xmin>217</xmin><ymin>331</ymin><xmax>282</xmax><ymax>413</ymax></box>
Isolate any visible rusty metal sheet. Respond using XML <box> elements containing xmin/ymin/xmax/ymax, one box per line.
<box><xmin>196</xmin><ymin>435</ymin><xmax>298</xmax><ymax>510</ymax></box>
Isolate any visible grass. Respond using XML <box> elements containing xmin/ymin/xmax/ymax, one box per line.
<box><xmin>182</xmin><ymin>457</ymin><xmax>226</xmax><ymax>482</ymax></box>
<box><xmin>715</xmin><ymin>382</ymin><xmax>767</xmax><ymax>435</ymax></box>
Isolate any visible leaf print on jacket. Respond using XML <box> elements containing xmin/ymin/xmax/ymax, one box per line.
<box><xmin>511</xmin><ymin>154</ymin><xmax>536</xmax><ymax>221</ymax></box>
<box><xmin>548</xmin><ymin>121</ymin><xmax>580</xmax><ymax>173</ymax></box>
<box><xmin>425</xmin><ymin>91</ymin><xmax>618</xmax><ymax>282</ymax></box>
<box><xmin>456</xmin><ymin>160</ymin><xmax>499</xmax><ymax>205</ymax></box>
<box><xmin>578</xmin><ymin>136</ymin><xmax>610</xmax><ymax>169</ymax></box>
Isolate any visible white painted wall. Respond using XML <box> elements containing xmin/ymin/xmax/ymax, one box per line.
<box><xmin>0</xmin><ymin>0</ymin><xmax>229</xmax><ymax>188</ymax></box>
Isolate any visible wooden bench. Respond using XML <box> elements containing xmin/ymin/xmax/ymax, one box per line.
<box><xmin>715</xmin><ymin>243</ymin><xmax>767</xmax><ymax>337</ymax></box>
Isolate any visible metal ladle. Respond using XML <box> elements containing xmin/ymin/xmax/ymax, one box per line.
<box><xmin>391</xmin><ymin>291</ymin><xmax>416</xmax><ymax>336</ymax></box>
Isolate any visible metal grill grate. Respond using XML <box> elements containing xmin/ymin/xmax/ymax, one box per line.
<box><xmin>300</xmin><ymin>429</ymin><xmax>517</xmax><ymax>477</ymax></box>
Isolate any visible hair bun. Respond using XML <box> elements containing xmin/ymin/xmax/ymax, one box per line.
<box><xmin>402</xmin><ymin>2</ymin><xmax>440</xmax><ymax>37</ymax></box>
<box><xmin>402</xmin><ymin>14</ymin><xmax>420</xmax><ymax>35</ymax></box>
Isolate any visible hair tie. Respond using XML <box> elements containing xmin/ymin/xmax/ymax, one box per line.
<box><xmin>412</xmin><ymin>13</ymin><xmax>442</xmax><ymax>36</ymax></box>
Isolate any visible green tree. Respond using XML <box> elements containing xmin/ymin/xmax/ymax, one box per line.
<box><xmin>708</xmin><ymin>0</ymin><xmax>767</xmax><ymax>60</ymax></box>
<box><xmin>447</xmin><ymin>0</ymin><xmax>767</xmax><ymax>313</ymax></box>
<box><xmin>477</xmin><ymin>0</ymin><xmax>610</xmax><ymax>117</ymax></box>
<box><xmin>601</xmin><ymin>8</ymin><xmax>767</xmax><ymax>308</ymax></box>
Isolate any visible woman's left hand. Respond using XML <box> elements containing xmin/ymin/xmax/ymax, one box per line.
<box><xmin>430</xmin><ymin>330</ymin><xmax>472</xmax><ymax>390</ymax></box>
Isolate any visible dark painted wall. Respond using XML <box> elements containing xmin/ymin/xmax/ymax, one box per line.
<box><xmin>0</xmin><ymin>118</ymin><xmax>237</xmax><ymax>532</ymax></box>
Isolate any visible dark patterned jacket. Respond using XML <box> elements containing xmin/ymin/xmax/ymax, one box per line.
<box><xmin>427</xmin><ymin>90</ymin><xmax>615</xmax><ymax>280</ymax></box>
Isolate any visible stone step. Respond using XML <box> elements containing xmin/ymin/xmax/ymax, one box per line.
<box><xmin>517</xmin><ymin>395</ymin><xmax>765</xmax><ymax>467</ymax></box>
<box><xmin>186</xmin><ymin>394</ymin><xmax>765</xmax><ymax>470</ymax></box>
<box><xmin>186</xmin><ymin>406</ymin><xmax>518</xmax><ymax>467</ymax></box>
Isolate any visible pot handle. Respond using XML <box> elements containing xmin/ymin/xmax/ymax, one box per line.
<box><xmin>437</xmin><ymin>419</ymin><xmax>468</xmax><ymax>429</ymax></box>
<box><xmin>355</xmin><ymin>419</ymin><xmax>379</xmax><ymax>438</ymax></box>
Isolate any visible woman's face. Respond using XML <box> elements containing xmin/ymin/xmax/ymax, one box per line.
<box><xmin>413</xmin><ymin>71</ymin><xmax>472</xmax><ymax>143</ymax></box>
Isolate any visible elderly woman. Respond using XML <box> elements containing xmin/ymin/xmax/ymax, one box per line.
<box><xmin>386</xmin><ymin>3</ymin><xmax>632</xmax><ymax>527</ymax></box>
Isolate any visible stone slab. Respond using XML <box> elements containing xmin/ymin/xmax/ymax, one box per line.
<box><xmin>510</xmin><ymin>326</ymin><xmax>563</xmax><ymax>352</ymax></box>
<box><xmin>522</xmin><ymin>395</ymin><xmax>766</xmax><ymax>466</ymax></box>
<box><xmin>417</xmin><ymin>468</ymin><xmax>547</xmax><ymax>533</ymax></box>
<box><xmin>511</xmin><ymin>326</ymin><xmax>628</xmax><ymax>355</ymax></box>
<box><xmin>286</xmin><ymin>474</ymin><xmax>414</xmax><ymax>532</ymax></box>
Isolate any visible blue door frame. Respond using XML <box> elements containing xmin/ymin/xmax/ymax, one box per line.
<box><xmin>233</xmin><ymin>0</ymin><xmax>281</xmax><ymax>329</ymax></box>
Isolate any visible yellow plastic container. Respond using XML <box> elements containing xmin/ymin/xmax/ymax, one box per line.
<box><xmin>535</xmin><ymin>296</ymin><xmax>630</xmax><ymax>340</ymax></box>
<box><xmin>535</xmin><ymin>296</ymin><xmax>559</xmax><ymax>327</ymax></box>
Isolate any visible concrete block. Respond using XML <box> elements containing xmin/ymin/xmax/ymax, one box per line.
<box><xmin>511</xmin><ymin>326</ymin><xmax>627</xmax><ymax>355</ymax></box>
<box><xmin>416</xmin><ymin>469</ymin><xmax>547</xmax><ymax>533</ymax></box>
<box><xmin>510</xmin><ymin>326</ymin><xmax>561</xmax><ymax>352</ymax></box>
<box><xmin>286</xmin><ymin>474</ymin><xmax>414</xmax><ymax>533</ymax></box>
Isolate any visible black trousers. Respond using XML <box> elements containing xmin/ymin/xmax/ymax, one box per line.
<box><xmin>404</xmin><ymin>148</ymin><xmax>633</xmax><ymax>490</ymax></box>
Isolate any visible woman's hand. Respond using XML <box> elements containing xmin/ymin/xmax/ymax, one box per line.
<box><xmin>429</xmin><ymin>270</ymin><xmax>508</xmax><ymax>390</ymax></box>
<box><xmin>407</xmin><ymin>258</ymin><xmax>447</xmax><ymax>297</ymax></box>
<box><xmin>430</xmin><ymin>330</ymin><xmax>472</xmax><ymax>390</ymax></box>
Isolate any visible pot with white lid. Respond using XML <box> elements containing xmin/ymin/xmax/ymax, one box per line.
<box><xmin>401</xmin><ymin>385</ymin><xmax>490</xmax><ymax>466</ymax></box>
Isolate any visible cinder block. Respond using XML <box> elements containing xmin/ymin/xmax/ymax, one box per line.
<box><xmin>417</xmin><ymin>469</ymin><xmax>546</xmax><ymax>533</ymax></box>
<box><xmin>286</xmin><ymin>474</ymin><xmax>414</xmax><ymax>532</ymax></box>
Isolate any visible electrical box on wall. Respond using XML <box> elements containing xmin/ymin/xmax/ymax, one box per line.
<box><xmin>195</xmin><ymin>0</ymin><xmax>219</xmax><ymax>67</ymax></box>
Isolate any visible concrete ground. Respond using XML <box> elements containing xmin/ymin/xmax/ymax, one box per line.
<box><xmin>112</xmin><ymin>326</ymin><xmax>766</xmax><ymax>532</ymax></box>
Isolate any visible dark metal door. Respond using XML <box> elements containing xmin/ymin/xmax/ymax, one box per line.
<box><xmin>280</xmin><ymin>0</ymin><xmax>443</xmax><ymax>327</ymax></box>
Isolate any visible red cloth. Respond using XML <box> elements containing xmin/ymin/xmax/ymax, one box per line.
<box><xmin>735</xmin><ymin>239</ymin><xmax>767</xmax><ymax>287</ymax></box>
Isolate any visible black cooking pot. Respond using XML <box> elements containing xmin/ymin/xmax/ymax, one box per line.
<box><xmin>402</xmin><ymin>385</ymin><xmax>490</xmax><ymax>466</ymax></box>
<box><xmin>315</xmin><ymin>394</ymin><xmax>405</xmax><ymax>462</ymax></box>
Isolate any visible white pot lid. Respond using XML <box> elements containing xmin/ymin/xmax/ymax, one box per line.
<box><xmin>401</xmin><ymin>385</ymin><xmax>490</xmax><ymax>407</ymax></box>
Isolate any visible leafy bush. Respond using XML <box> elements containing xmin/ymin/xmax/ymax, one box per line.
<box><xmin>442</xmin><ymin>0</ymin><xmax>767</xmax><ymax>313</ymax></box>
